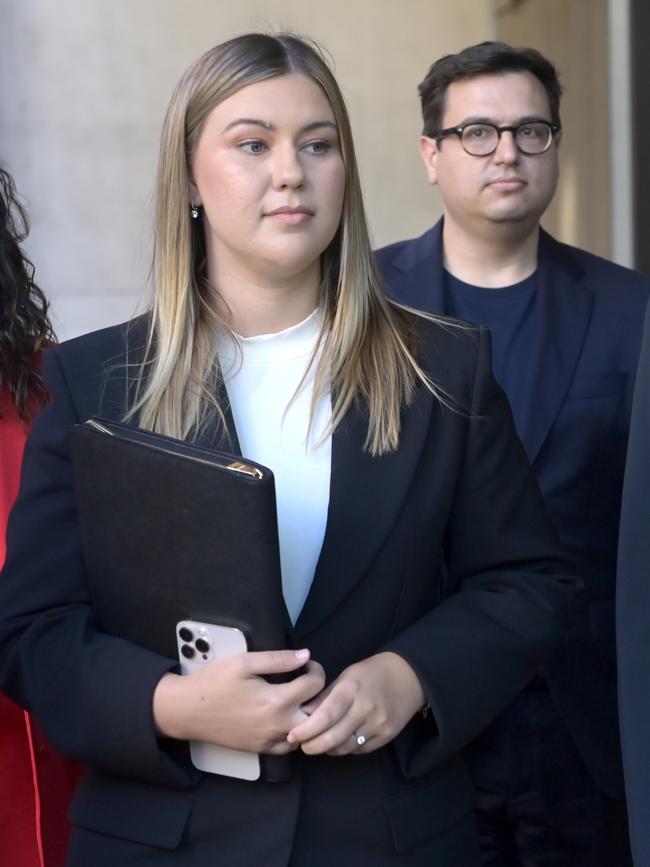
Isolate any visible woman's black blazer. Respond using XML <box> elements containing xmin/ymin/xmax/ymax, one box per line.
<box><xmin>0</xmin><ymin>313</ymin><xmax>579</xmax><ymax>866</ymax></box>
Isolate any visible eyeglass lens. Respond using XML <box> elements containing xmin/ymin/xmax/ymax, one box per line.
<box><xmin>461</xmin><ymin>122</ymin><xmax>553</xmax><ymax>155</ymax></box>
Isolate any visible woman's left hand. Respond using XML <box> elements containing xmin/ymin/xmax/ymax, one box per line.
<box><xmin>286</xmin><ymin>651</ymin><xmax>426</xmax><ymax>756</ymax></box>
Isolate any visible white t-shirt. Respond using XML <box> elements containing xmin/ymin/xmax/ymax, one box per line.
<box><xmin>217</xmin><ymin>308</ymin><xmax>332</xmax><ymax>623</ymax></box>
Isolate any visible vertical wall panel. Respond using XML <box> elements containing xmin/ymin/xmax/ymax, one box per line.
<box><xmin>497</xmin><ymin>0</ymin><xmax>611</xmax><ymax>259</ymax></box>
<box><xmin>630</xmin><ymin>0</ymin><xmax>650</xmax><ymax>275</ymax></box>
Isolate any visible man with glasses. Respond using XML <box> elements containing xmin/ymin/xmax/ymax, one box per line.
<box><xmin>377</xmin><ymin>41</ymin><xmax>649</xmax><ymax>866</ymax></box>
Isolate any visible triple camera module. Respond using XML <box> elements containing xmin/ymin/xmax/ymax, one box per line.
<box><xmin>178</xmin><ymin>625</ymin><xmax>210</xmax><ymax>659</ymax></box>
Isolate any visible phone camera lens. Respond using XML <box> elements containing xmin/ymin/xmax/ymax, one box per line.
<box><xmin>180</xmin><ymin>644</ymin><xmax>195</xmax><ymax>659</ymax></box>
<box><xmin>179</xmin><ymin>627</ymin><xmax>193</xmax><ymax>643</ymax></box>
<box><xmin>195</xmin><ymin>638</ymin><xmax>210</xmax><ymax>654</ymax></box>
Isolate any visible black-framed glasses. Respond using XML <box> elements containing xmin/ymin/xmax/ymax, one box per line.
<box><xmin>434</xmin><ymin>120</ymin><xmax>561</xmax><ymax>156</ymax></box>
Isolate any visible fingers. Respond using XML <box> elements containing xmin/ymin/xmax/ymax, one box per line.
<box><xmin>242</xmin><ymin>648</ymin><xmax>311</xmax><ymax>676</ymax></box>
<box><xmin>286</xmin><ymin>654</ymin><xmax>422</xmax><ymax>757</ymax></box>
<box><xmin>239</xmin><ymin>651</ymin><xmax>326</xmax><ymax>723</ymax></box>
<box><xmin>287</xmin><ymin>686</ymin><xmax>355</xmax><ymax>750</ymax></box>
<box><xmin>264</xmin><ymin>738</ymin><xmax>301</xmax><ymax>755</ymax></box>
<box><xmin>275</xmin><ymin>659</ymin><xmax>326</xmax><ymax>709</ymax></box>
<box><xmin>300</xmin><ymin>682</ymin><xmax>332</xmax><ymax>715</ymax></box>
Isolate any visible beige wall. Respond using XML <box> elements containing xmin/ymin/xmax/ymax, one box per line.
<box><xmin>0</xmin><ymin>0</ymin><xmax>494</xmax><ymax>339</ymax></box>
<box><xmin>497</xmin><ymin>0</ymin><xmax>611</xmax><ymax>258</ymax></box>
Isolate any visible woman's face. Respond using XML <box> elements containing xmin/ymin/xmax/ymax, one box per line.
<box><xmin>191</xmin><ymin>73</ymin><xmax>346</xmax><ymax>287</ymax></box>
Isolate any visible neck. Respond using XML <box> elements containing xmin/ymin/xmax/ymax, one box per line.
<box><xmin>208</xmin><ymin>255</ymin><xmax>320</xmax><ymax>338</ymax></box>
<box><xmin>442</xmin><ymin>215</ymin><xmax>540</xmax><ymax>288</ymax></box>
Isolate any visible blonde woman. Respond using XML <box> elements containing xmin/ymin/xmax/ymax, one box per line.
<box><xmin>0</xmin><ymin>34</ymin><xmax>578</xmax><ymax>866</ymax></box>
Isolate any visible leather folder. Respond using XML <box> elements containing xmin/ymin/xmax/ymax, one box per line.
<box><xmin>70</xmin><ymin>416</ymin><xmax>295</xmax><ymax>781</ymax></box>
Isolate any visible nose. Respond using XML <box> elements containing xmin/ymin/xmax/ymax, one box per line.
<box><xmin>493</xmin><ymin>130</ymin><xmax>519</xmax><ymax>165</ymax></box>
<box><xmin>272</xmin><ymin>143</ymin><xmax>305</xmax><ymax>189</ymax></box>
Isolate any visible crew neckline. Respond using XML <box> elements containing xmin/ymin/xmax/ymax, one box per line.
<box><xmin>218</xmin><ymin>306</ymin><xmax>323</xmax><ymax>363</ymax></box>
<box><xmin>444</xmin><ymin>268</ymin><xmax>538</xmax><ymax>299</ymax></box>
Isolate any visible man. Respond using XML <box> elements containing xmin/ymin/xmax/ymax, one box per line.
<box><xmin>377</xmin><ymin>41</ymin><xmax>650</xmax><ymax>866</ymax></box>
<box><xmin>617</xmin><ymin>301</ymin><xmax>650</xmax><ymax>866</ymax></box>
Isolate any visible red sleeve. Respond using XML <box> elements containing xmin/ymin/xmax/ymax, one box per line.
<box><xmin>0</xmin><ymin>390</ymin><xmax>28</xmax><ymax>569</ymax></box>
<box><xmin>0</xmin><ymin>385</ymin><xmax>83</xmax><ymax>867</ymax></box>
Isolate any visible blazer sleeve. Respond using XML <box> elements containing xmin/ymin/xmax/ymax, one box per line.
<box><xmin>0</xmin><ymin>349</ymin><xmax>197</xmax><ymax>789</ymax></box>
<box><xmin>616</xmin><ymin>302</ymin><xmax>650</xmax><ymax>865</ymax></box>
<box><xmin>384</xmin><ymin>326</ymin><xmax>581</xmax><ymax>776</ymax></box>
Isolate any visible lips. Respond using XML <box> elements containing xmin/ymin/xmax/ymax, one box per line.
<box><xmin>488</xmin><ymin>177</ymin><xmax>526</xmax><ymax>191</ymax></box>
<box><xmin>264</xmin><ymin>205</ymin><xmax>314</xmax><ymax>226</ymax></box>
<box><xmin>265</xmin><ymin>205</ymin><xmax>314</xmax><ymax>216</ymax></box>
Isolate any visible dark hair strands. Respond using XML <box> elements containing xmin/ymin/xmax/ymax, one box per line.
<box><xmin>418</xmin><ymin>41</ymin><xmax>563</xmax><ymax>137</ymax></box>
<box><xmin>0</xmin><ymin>167</ymin><xmax>55</xmax><ymax>423</ymax></box>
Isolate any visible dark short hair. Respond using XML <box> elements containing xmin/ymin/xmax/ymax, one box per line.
<box><xmin>418</xmin><ymin>41</ymin><xmax>562</xmax><ymax>137</ymax></box>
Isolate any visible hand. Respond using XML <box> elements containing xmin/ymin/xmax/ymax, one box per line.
<box><xmin>153</xmin><ymin>648</ymin><xmax>325</xmax><ymax>755</ymax></box>
<box><xmin>287</xmin><ymin>651</ymin><xmax>425</xmax><ymax>756</ymax></box>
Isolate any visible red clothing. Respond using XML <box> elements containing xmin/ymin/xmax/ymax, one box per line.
<box><xmin>0</xmin><ymin>389</ymin><xmax>83</xmax><ymax>867</ymax></box>
<box><xmin>0</xmin><ymin>391</ymin><xmax>26</xmax><ymax>565</ymax></box>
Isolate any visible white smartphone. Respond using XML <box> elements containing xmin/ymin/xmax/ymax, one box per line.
<box><xmin>176</xmin><ymin>619</ymin><xmax>261</xmax><ymax>781</ymax></box>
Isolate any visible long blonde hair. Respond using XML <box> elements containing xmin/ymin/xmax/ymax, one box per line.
<box><xmin>128</xmin><ymin>33</ymin><xmax>446</xmax><ymax>455</ymax></box>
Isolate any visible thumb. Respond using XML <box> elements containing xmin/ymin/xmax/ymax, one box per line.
<box><xmin>243</xmin><ymin>648</ymin><xmax>311</xmax><ymax>676</ymax></box>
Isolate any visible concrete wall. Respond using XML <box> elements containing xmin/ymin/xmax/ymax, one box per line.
<box><xmin>497</xmin><ymin>0</ymin><xmax>611</xmax><ymax>259</ymax></box>
<box><xmin>0</xmin><ymin>0</ymin><xmax>494</xmax><ymax>339</ymax></box>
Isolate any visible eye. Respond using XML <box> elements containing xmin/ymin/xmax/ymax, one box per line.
<box><xmin>518</xmin><ymin>124</ymin><xmax>543</xmax><ymax>139</ymax></box>
<box><xmin>302</xmin><ymin>139</ymin><xmax>331</xmax><ymax>155</ymax></box>
<box><xmin>467</xmin><ymin>126</ymin><xmax>488</xmax><ymax>138</ymax></box>
<box><xmin>238</xmin><ymin>139</ymin><xmax>268</xmax><ymax>155</ymax></box>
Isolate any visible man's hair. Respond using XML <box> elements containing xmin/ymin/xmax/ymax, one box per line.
<box><xmin>418</xmin><ymin>41</ymin><xmax>563</xmax><ymax>137</ymax></box>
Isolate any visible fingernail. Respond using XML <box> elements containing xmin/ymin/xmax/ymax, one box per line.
<box><xmin>286</xmin><ymin>733</ymin><xmax>295</xmax><ymax>744</ymax></box>
<box><xmin>295</xmin><ymin>649</ymin><xmax>309</xmax><ymax>661</ymax></box>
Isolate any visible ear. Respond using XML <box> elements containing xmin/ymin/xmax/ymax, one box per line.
<box><xmin>419</xmin><ymin>136</ymin><xmax>440</xmax><ymax>186</ymax></box>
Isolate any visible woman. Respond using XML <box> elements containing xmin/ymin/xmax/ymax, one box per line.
<box><xmin>0</xmin><ymin>34</ymin><xmax>579</xmax><ymax>865</ymax></box>
<box><xmin>0</xmin><ymin>166</ymin><xmax>81</xmax><ymax>867</ymax></box>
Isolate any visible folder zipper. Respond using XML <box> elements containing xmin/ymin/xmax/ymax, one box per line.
<box><xmin>84</xmin><ymin>418</ymin><xmax>264</xmax><ymax>479</ymax></box>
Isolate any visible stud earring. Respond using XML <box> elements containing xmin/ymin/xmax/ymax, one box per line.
<box><xmin>190</xmin><ymin>203</ymin><xmax>200</xmax><ymax>219</ymax></box>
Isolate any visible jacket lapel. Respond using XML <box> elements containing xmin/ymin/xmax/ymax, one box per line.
<box><xmin>517</xmin><ymin>231</ymin><xmax>594</xmax><ymax>463</ymax></box>
<box><xmin>386</xmin><ymin>223</ymin><xmax>596</xmax><ymax>466</ymax></box>
<box><xmin>295</xmin><ymin>384</ymin><xmax>433</xmax><ymax>640</ymax></box>
<box><xmin>193</xmin><ymin>381</ymin><xmax>242</xmax><ymax>456</ymax></box>
<box><xmin>106</xmin><ymin>321</ymin><xmax>435</xmax><ymax>639</ymax></box>
<box><xmin>384</xmin><ymin>220</ymin><xmax>446</xmax><ymax>314</ymax></box>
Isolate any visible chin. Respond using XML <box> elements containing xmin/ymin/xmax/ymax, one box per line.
<box><xmin>484</xmin><ymin>205</ymin><xmax>541</xmax><ymax>226</ymax></box>
<box><xmin>266</xmin><ymin>241</ymin><xmax>329</xmax><ymax>272</ymax></box>
<box><xmin>260</xmin><ymin>253</ymin><xmax>320</xmax><ymax>281</ymax></box>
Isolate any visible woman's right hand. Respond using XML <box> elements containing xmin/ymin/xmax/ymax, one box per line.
<box><xmin>153</xmin><ymin>648</ymin><xmax>324</xmax><ymax>754</ymax></box>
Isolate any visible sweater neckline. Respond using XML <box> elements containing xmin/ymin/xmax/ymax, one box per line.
<box><xmin>218</xmin><ymin>307</ymin><xmax>323</xmax><ymax>363</ymax></box>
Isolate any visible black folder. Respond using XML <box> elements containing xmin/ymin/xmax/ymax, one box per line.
<box><xmin>70</xmin><ymin>416</ymin><xmax>295</xmax><ymax>781</ymax></box>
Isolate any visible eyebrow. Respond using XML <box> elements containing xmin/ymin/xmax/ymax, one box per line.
<box><xmin>450</xmin><ymin>114</ymin><xmax>552</xmax><ymax>127</ymax></box>
<box><xmin>221</xmin><ymin>118</ymin><xmax>338</xmax><ymax>134</ymax></box>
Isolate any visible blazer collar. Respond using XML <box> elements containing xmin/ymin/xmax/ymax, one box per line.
<box><xmin>391</xmin><ymin>219</ymin><xmax>446</xmax><ymax>313</ymax></box>
<box><xmin>295</xmin><ymin>387</ymin><xmax>433</xmax><ymax>639</ymax></box>
<box><xmin>193</xmin><ymin>382</ymin><xmax>242</xmax><ymax>456</ymax></box>
<box><xmin>391</xmin><ymin>221</ymin><xmax>595</xmax><ymax>464</ymax></box>
<box><xmin>194</xmin><ymin>378</ymin><xmax>433</xmax><ymax>640</ymax></box>
<box><xmin>516</xmin><ymin>230</ymin><xmax>594</xmax><ymax>462</ymax></box>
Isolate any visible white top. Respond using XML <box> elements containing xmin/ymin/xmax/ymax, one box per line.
<box><xmin>217</xmin><ymin>308</ymin><xmax>332</xmax><ymax>623</ymax></box>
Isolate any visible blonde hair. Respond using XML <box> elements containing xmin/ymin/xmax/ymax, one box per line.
<box><xmin>127</xmin><ymin>33</ymin><xmax>449</xmax><ymax>455</ymax></box>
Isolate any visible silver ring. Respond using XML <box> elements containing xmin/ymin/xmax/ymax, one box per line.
<box><xmin>355</xmin><ymin>734</ymin><xmax>366</xmax><ymax>747</ymax></box>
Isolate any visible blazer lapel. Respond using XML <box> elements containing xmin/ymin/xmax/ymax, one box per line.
<box><xmin>295</xmin><ymin>384</ymin><xmax>433</xmax><ymax>640</ymax></box>
<box><xmin>385</xmin><ymin>219</ymin><xmax>446</xmax><ymax>315</ymax></box>
<box><xmin>517</xmin><ymin>231</ymin><xmax>594</xmax><ymax>463</ymax></box>
<box><xmin>97</xmin><ymin>321</ymin><xmax>243</xmax><ymax>456</ymax></box>
<box><xmin>193</xmin><ymin>381</ymin><xmax>242</xmax><ymax>455</ymax></box>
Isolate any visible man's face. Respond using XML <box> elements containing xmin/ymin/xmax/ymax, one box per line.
<box><xmin>420</xmin><ymin>71</ymin><xmax>560</xmax><ymax>233</ymax></box>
